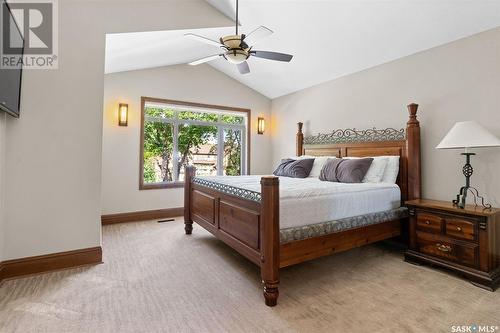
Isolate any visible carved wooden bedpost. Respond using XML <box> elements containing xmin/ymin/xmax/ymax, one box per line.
<box><xmin>406</xmin><ymin>103</ymin><xmax>421</xmax><ymax>201</ymax></box>
<box><xmin>184</xmin><ymin>166</ymin><xmax>196</xmax><ymax>235</ymax></box>
<box><xmin>296</xmin><ymin>122</ymin><xmax>304</xmax><ymax>156</ymax></box>
<box><xmin>260</xmin><ymin>176</ymin><xmax>280</xmax><ymax>306</ymax></box>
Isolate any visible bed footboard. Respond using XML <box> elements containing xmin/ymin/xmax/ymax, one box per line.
<box><xmin>184</xmin><ymin>166</ymin><xmax>280</xmax><ymax>306</ymax></box>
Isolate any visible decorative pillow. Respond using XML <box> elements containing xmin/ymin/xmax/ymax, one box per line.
<box><xmin>283</xmin><ymin>155</ymin><xmax>334</xmax><ymax>178</ymax></box>
<box><xmin>273</xmin><ymin>158</ymin><xmax>315</xmax><ymax>178</ymax></box>
<box><xmin>381</xmin><ymin>156</ymin><xmax>400</xmax><ymax>183</ymax></box>
<box><xmin>274</xmin><ymin>155</ymin><xmax>314</xmax><ymax>171</ymax></box>
<box><xmin>307</xmin><ymin>156</ymin><xmax>337</xmax><ymax>178</ymax></box>
<box><xmin>319</xmin><ymin>158</ymin><xmax>374</xmax><ymax>183</ymax></box>
<box><xmin>345</xmin><ymin>156</ymin><xmax>388</xmax><ymax>183</ymax></box>
<box><xmin>345</xmin><ymin>156</ymin><xmax>400</xmax><ymax>183</ymax></box>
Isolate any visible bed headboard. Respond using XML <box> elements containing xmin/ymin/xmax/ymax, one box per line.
<box><xmin>296</xmin><ymin>103</ymin><xmax>421</xmax><ymax>203</ymax></box>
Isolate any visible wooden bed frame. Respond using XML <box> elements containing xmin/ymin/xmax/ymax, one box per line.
<box><xmin>184</xmin><ymin>103</ymin><xmax>421</xmax><ymax>306</ymax></box>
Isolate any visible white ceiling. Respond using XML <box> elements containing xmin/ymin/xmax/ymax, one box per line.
<box><xmin>105</xmin><ymin>0</ymin><xmax>500</xmax><ymax>99</ymax></box>
<box><xmin>105</xmin><ymin>26</ymin><xmax>235</xmax><ymax>74</ymax></box>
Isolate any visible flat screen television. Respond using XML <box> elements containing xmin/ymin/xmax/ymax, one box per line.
<box><xmin>0</xmin><ymin>0</ymin><xmax>24</xmax><ymax>118</ymax></box>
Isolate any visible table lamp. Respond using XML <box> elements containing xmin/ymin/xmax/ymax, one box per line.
<box><xmin>436</xmin><ymin>121</ymin><xmax>500</xmax><ymax>209</ymax></box>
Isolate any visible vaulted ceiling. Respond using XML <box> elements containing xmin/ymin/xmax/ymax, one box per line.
<box><xmin>105</xmin><ymin>0</ymin><xmax>500</xmax><ymax>98</ymax></box>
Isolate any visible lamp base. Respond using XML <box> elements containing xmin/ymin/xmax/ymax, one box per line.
<box><xmin>452</xmin><ymin>152</ymin><xmax>491</xmax><ymax>210</ymax></box>
<box><xmin>453</xmin><ymin>186</ymin><xmax>492</xmax><ymax>210</ymax></box>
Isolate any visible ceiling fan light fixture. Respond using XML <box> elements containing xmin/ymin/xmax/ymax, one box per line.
<box><xmin>221</xmin><ymin>35</ymin><xmax>243</xmax><ymax>49</ymax></box>
<box><xmin>184</xmin><ymin>0</ymin><xmax>292</xmax><ymax>74</ymax></box>
<box><xmin>224</xmin><ymin>50</ymin><xmax>248</xmax><ymax>64</ymax></box>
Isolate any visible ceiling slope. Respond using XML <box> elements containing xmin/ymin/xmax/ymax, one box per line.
<box><xmin>106</xmin><ymin>0</ymin><xmax>500</xmax><ymax>98</ymax></box>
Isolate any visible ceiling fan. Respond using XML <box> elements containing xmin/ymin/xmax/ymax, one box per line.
<box><xmin>185</xmin><ymin>0</ymin><xmax>293</xmax><ymax>74</ymax></box>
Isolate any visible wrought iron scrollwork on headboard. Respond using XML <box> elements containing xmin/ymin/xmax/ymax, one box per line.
<box><xmin>303</xmin><ymin>128</ymin><xmax>406</xmax><ymax>145</ymax></box>
<box><xmin>297</xmin><ymin>103</ymin><xmax>421</xmax><ymax>201</ymax></box>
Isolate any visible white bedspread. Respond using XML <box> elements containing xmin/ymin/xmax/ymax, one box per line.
<box><xmin>199</xmin><ymin>176</ymin><xmax>401</xmax><ymax>229</ymax></box>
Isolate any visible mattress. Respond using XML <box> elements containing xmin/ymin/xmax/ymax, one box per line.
<box><xmin>196</xmin><ymin>176</ymin><xmax>401</xmax><ymax>230</ymax></box>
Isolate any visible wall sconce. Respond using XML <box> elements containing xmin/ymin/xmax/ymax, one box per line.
<box><xmin>118</xmin><ymin>103</ymin><xmax>128</xmax><ymax>126</ymax></box>
<box><xmin>257</xmin><ymin>117</ymin><xmax>265</xmax><ymax>135</ymax></box>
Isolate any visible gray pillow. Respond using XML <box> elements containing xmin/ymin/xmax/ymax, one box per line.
<box><xmin>273</xmin><ymin>158</ymin><xmax>315</xmax><ymax>178</ymax></box>
<box><xmin>319</xmin><ymin>158</ymin><xmax>374</xmax><ymax>183</ymax></box>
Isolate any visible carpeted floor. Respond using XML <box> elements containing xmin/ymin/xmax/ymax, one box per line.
<box><xmin>1</xmin><ymin>218</ymin><xmax>499</xmax><ymax>333</ymax></box>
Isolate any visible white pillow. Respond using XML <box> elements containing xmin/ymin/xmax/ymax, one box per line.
<box><xmin>344</xmin><ymin>156</ymin><xmax>388</xmax><ymax>183</ymax></box>
<box><xmin>307</xmin><ymin>156</ymin><xmax>336</xmax><ymax>178</ymax></box>
<box><xmin>363</xmin><ymin>157</ymin><xmax>388</xmax><ymax>183</ymax></box>
<box><xmin>381</xmin><ymin>156</ymin><xmax>400</xmax><ymax>184</ymax></box>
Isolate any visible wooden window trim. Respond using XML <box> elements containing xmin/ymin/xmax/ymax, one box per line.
<box><xmin>139</xmin><ymin>96</ymin><xmax>251</xmax><ymax>190</ymax></box>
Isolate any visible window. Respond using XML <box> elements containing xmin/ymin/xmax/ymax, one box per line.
<box><xmin>140</xmin><ymin>97</ymin><xmax>249</xmax><ymax>189</ymax></box>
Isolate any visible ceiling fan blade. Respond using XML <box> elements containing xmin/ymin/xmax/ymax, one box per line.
<box><xmin>251</xmin><ymin>51</ymin><xmax>293</xmax><ymax>62</ymax></box>
<box><xmin>188</xmin><ymin>54</ymin><xmax>223</xmax><ymax>66</ymax></box>
<box><xmin>243</xmin><ymin>26</ymin><xmax>273</xmax><ymax>46</ymax></box>
<box><xmin>237</xmin><ymin>61</ymin><xmax>250</xmax><ymax>74</ymax></box>
<box><xmin>185</xmin><ymin>33</ymin><xmax>223</xmax><ymax>47</ymax></box>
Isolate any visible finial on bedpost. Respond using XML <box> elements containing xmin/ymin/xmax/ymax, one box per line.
<box><xmin>296</xmin><ymin>122</ymin><xmax>304</xmax><ymax>157</ymax></box>
<box><xmin>407</xmin><ymin>103</ymin><xmax>419</xmax><ymax>127</ymax></box>
<box><xmin>406</xmin><ymin>103</ymin><xmax>421</xmax><ymax>201</ymax></box>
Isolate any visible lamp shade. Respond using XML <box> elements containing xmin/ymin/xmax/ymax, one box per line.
<box><xmin>436</xmin><ymin>121</ymin><xmax>500</xmax><ymax>149</ymax></box>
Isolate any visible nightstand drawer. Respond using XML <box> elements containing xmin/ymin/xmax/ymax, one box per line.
<box><xmin>416</xmin><ymin>231</ymin><xmax>478</xmax><ymax>267</ymax></box>
<box><xmin>444</xmin><ymin>217</ymin><xmax>476</xmax><ymax>241</ymax></box>
<box><xmin>406</xmin><ymin>199</ymin><xmax>500</xmax><ymax>291</ymax></box>
<box><xmin>416</xmin><ymin>213</ymin><xmax>443</xmax><ymax>233</ymax></box>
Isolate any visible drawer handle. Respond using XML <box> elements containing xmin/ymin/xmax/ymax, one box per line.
<box><xmin>425</xmin><ymin>220</ymin><xmax>431</xmax><ymax>225</ymax></box>
<box><xmin>456</xmin><ymin>226</ymin><xmax>462</xmax><ymax>231</ymax></box>
<box><xmin>436</xmin><ymin>243</ymin><xmax>452</xmax><ymax>253</ymax></box>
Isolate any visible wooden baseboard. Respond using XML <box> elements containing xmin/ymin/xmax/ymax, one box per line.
<box><xmin>0</xmin><ymin>246</ymin><xmax>102</xmax><ymax>283</ymax></box>
<box><xmin>101</xmin><ymin>207</ymin><xmax>184</xmax><ymax>225</ymax></box>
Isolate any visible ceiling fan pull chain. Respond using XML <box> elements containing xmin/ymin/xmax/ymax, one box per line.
<box><xmin>236</xmin><ymin>0</ymin><xmax>239</xmax><ymax>35</ymax></box>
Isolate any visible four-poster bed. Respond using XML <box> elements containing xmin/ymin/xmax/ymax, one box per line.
<box><xmin>184</xmin><ymin>103</ymin><xmax>421</xmax><ymax>306</ymax></box>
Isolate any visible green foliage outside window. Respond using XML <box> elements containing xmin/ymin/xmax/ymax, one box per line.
<box><xmin>222</xmin><ymin>129</ymin><xmax>242</xmax><ymax>176</ymax></box>
<box><xmin>221</xmin><ymin>114</ymin><xmax>244</xmax><ymax>124</ymax></box>
<box><xmin>179</xmin><ymin>111</ymin><xmax>218</xmax><ymax>122</ymax></box>
<box><xmin>143</xmin><ymin>121</ymin><xmax>173</xmax><ymax>182</ymax></box>
<box><xmin>177</xmin><ymin>124</ymin><xmax>217</xmax><ymax>177</ymax></box>
<box><xmin>142</xmin><ymin>106</ymin><xmax>245</xmax><ymax>183</ymax></box>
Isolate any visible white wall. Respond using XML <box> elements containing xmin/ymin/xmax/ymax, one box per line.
<box><xmin>272</xmin><ymin>27</ymin><xmax>500</xmax><ymax>207</ymax></box>
<box><xmin>0</xmin><ymin>113</ymin><xmax>6</xmax><ymax>261</ymax></box>
<box><xmin>101</xmin><ymin>65</ymin><xmax>271</xmax><ymax>215</ymax></box>
<box><xmin>2</xmin><ymin>0</ymin><xmax>234</xmax><ymax>260</ymax></box>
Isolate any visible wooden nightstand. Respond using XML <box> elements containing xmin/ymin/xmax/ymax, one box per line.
<box><xmin>405</xmin><ymin>199</ymin><xmax>500</xmax><ymax>291</ymax></box>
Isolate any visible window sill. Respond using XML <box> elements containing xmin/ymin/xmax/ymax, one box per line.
<box><xmin>139</xmin><ymin>182</ymin><xmax>184</xmax><ymax>190</ymax></box>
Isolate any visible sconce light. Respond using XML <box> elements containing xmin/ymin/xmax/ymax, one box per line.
<box><xmin>257</xmin><ymin>117</ymin><xmax>265</xmax><ymax>135</ymax></box>
<box><xmin>118</xmin><ymin>103</ymin><xmax>128</xmax><ymax>126</ymax></box>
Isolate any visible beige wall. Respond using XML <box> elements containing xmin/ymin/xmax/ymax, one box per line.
<box><xmin>0</xmin><ymin>113</ymin><xmax>5</xmax><ymax>260</ymax></box>
<box><xmin>3</xmin><ymin>0</ymin><xmax>499</xmax><ymax>261</ymax></box>
<box><xmin>271</xmin><ymin>27</ymin><xmax>500</xmax><ymax>207</ymax></box>
<box><xmin>102</xmin><ymin>65</ymin><xmax>271</xmax><ymax>215</ymax></box>
<box><xmin>2</xmin><ymin>0</ymin><xmax>234</xmax><ymax>260</ymax></box>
